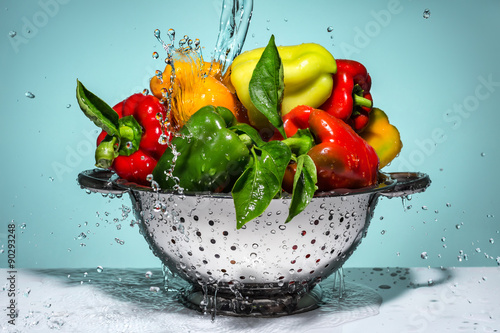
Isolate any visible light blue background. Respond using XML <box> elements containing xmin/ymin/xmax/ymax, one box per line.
<box><xmin>1</xmin><ymin>0</ymin><xmax>499</xmax><ymax>269</ymax></box>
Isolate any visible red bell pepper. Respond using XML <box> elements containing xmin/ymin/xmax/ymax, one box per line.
<box><xmin>281</xmin><ymin>105</ymin><xmax>379</xmax><ymax>192</ymax></box>
<box><xmin>96</xmin><ymin>93</ymin><xmax>169</xmax><ymax>185</ymax></box>
<box><xmin>319</xmin><ymin>59</ymin><xmax>373</xmax><ymax>132</ymax></box>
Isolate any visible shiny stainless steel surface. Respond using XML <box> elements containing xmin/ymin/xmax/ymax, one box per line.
<box><xmin>78</xmin><ymin>169</ymin><xmax>430</xmax><ymax>315</ymax></box>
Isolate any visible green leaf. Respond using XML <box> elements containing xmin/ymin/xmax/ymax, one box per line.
<box><xmin>260</xmin><ymin>140</ymin><xmax>292</xmax><ymax>184</ymax></box>
<box><xmin>249</xmin><ymin>35</ymin><xmax>286</xmax><ymax>138</ymax></box>
<box><xmin>232</xmin><ymin>147</ymin><xmax>281</xmax><ymax>229</ymax></box>
<box><xmin>76</xmin><ymin>79</ymin><xmax>120</xmax><ymax>136</ymax></box>
<box><xmin>286</xmin><ymin>154</ymin><xmax>318</xmax><ymax>223</ymax></box>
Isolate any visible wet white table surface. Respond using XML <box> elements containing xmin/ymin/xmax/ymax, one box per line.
<box><xmin>1</xmin><ymin>267</ymin><xmax>499</xmax><ymax>333</ymax></box>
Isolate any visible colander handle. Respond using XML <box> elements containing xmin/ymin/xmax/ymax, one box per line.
<box><xmin>77</xmin><ymin>169</ymin><xmax>128</xmax><ymax>194</ymax></box>
<box><xmin>380</xmin><ymin>172</ymin><xmax>431</xmax><ymax>198</ymax></box>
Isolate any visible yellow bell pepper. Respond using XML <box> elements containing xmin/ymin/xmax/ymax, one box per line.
<box><xmin>360</xmin><ymin>108</ymin><xmax>403</xmax><ymax>169</ymax></box>
<box><xmin>230</xmin><ymin>43</ymin><xmax>336</xmax><ymax>129</ymax></box>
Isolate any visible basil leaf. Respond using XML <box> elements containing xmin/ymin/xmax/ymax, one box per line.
<box><xmin>249</xmin><ymin>35</ymin><xmax>286</xmax><ymax>138</ymax></box>
<box><xmin>286</xmin><ymin>154</ymin><xmax>318</xmax><ymax>223</ymax></box>
<box><xmin>76</xmin><ymin>79</ymin><xmax>120</xmax><ymax>136</ymax></box>
<box><xmin>260</xmin><ymin>140</ymin><xmax>292</xmax><ymax>184</ymax></box>
<box><xmin>232</xmin><ymin>147</ymin><xmax>281</xmax><ymax>229</ymax></box>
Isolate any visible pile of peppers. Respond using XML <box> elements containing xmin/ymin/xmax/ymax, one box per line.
<box><xmin>76</xmin><ymin>35</ymin><xmax>403</xmax><ymax>227</ymax></box>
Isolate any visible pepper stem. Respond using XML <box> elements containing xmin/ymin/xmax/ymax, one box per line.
<box><xmin>117</xmin><ymin>116</ymin><xmax>143</xmax><ymax>156</ymax></box>
<box><xmin>95</xmin><ymin>135</ymin><xmax>119</xmax><ymax>168</ymax></box>
<box><xmin>354</xmin><ymin>94</ymin><xmax>373</xmax><ymax>108</ymax></box>
<box><xmin>282</xmin><ymin>129</ymin><xmax>315</xmax><ymax>156</ymax></box>
<box><xmin>238</xmin><ymin>133</ymin><xmax>254</xmax><ymax>149</ymax></box>
<box><xmin>352</xmin><ymin>84</ymin><xmax>373</xmax><ymax>108</ymax></box>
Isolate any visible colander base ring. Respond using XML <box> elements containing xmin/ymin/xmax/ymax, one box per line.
<box><xmin>179</xmin><ymin>284</ymin><xmax>323</xmax><ymax>317</ymax></box>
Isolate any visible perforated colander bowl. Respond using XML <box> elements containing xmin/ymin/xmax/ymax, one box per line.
<box><xmin>78</xmin><ymin>169</ymin><xmax>430</xmax><ymax>316</ymax></box>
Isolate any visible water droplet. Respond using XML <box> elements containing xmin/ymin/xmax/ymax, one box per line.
<box><xmin>421</xmin><ymin>252</ymin><xmax>428</xmax><ymax>259</ymax></box>
<box><xmin>421</xmin><ymin>206</ymin><xmax>428</xmax><ymax>210</ymax></box>
<box><xmin>9</xmin><ymin>30</ymin><xmax>16</xmax><ymax>37</ymax></box>
<box><xmin>480</xmin><ymin>152</ymin><xmax>486</xmax><ymax>157</ymax></box>
<box><xmin>427</xmin><ymin>279</ymin><xmax>434</xmax><ymax>286</ymax></box>
<box><xmin>66</xmin><ymin>104</ymin><xmax>71</xmax><ymax>108</ymax></box>
<box><xmin>441</xmin><ymin>237</ymin><xmax>446</xmax><ymax>242</ymax></box>
<box><xmin>19</xmin><ymin>223</ymin><xmax>26</xmax><ymax>229</ymax></box>
<box><xmin>150</xmin><ymin>286</ymin><xmax>160</xmax><ymax>292</ymax></box>
<box><xmin>96</xmin><ymin>266</ymin><xmax>103</xmax><ymax>273</ymax></box>
<box><xmin>158</xmin><ymin>134</ymin><xmax>169</xmax><ymax>145</ymax></box>
<box><xmin>423</xmin><ymin>8</ymin><xmax>431</xmax><ymax>19</ymax></box>
<box><xmin>327</xmin><ymin>26</ymin><xmax>334</xmax><ymax>32</ymax></box>
<box><xmin>489</xmin><ymin>238</ymin><xmax>494</xmax><ymax>244</ymax></box>
<box><xmin>145</xmin><ymin>271</ymin><xmax>153</xmax><ymax>278</ymax></box>
<box><xmin>167</xmin><ymin>28</ymin><xmax>175</xmax><ymax>42</ymax></box>
<box><xmin>154</xmin><ymin>29</ymin><xmax>161</xmax><ymax>39</ymax></box>
<box><xmin>114</xmin><ymin>238</ymin><xmax>125</xmax><ymax>245</ymax></box>
<box><xmin>25</xmin><ymin>91</ymin><xmax>35</xmax><ymax>98</ymax></box>
<box><xmin>475</xmin><ymin>248</ymin><xmax>481</xmax><ymax>253</ymax></box>
<box><xmin>456</xmin><ymin>224</ymin><xmax>461</xmax><ymax>230</ymax></box>
<box><xmin>381</xmin><ymin>230</ymin><xmax>386</xmax><ymax>235</ymax></box>
<box><xmin>152</xmin><ymin>51</ymin><xmax>159</xmax><ymax>59</ymax></box>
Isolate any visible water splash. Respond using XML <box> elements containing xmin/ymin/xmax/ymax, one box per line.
<box><xmin>212</xmin><ymin>0</ymin><xmax>253</xmax><ymax>73</ymax></box>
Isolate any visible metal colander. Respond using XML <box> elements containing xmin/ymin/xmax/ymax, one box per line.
<box><xmin>78</xmin><ymin>169</ymin><xmax>430</xmax><ymax>316</ymax></box>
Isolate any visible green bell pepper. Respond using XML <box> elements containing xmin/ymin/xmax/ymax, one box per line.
<box><xmin>152</xmin><ymin>106</ymin><xmax>251</xmax><ymax>192</ymax></box>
